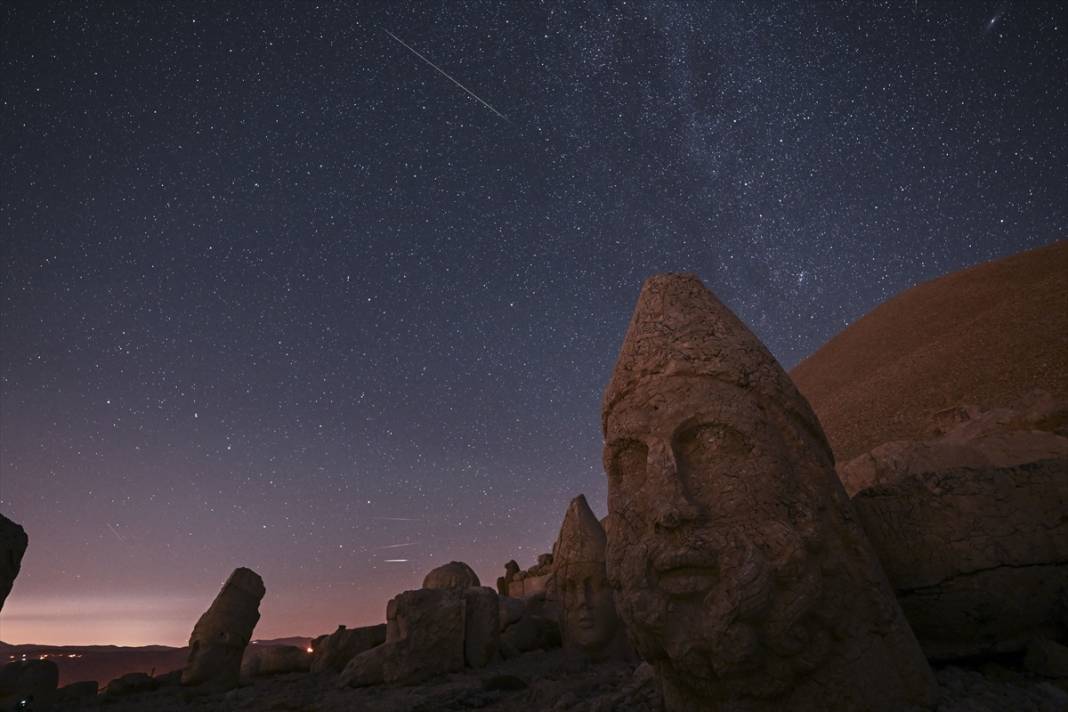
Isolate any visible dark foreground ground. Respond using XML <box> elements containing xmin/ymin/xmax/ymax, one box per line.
<box><xmin>46</xmin><ymin>648</ymin><xmax>1068</xmax><ymax>712</ymax></box>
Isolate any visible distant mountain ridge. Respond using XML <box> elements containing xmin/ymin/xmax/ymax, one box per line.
<box><xmin>791</xmin><ymin>240</ymin><xmax>1068</xmax><ymax>462</ymax></box>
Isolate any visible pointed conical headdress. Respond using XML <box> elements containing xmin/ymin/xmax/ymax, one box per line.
<box><xmin>601</xmin><ymin>273</ymin><xmax>827</xmax><ymax>451</ymax></box>
<box><xmin>553</xmin><ymin>494</ymin><xmax>607</xmax><ymax>566</ymax></box>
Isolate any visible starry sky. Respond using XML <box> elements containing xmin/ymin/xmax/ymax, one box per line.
<box><xmin>1</xmin><ymin>1</ymin><xmax>1065</xmax><ymax>646</ymax></box>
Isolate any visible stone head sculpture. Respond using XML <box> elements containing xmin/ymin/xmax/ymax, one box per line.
<box><xmin>601</xmin><ymin>274</ymin><xmax>934</xmax><ymax>711</ymax></box>
<box><xmin>549</xmin><ymin>495</ymin><xmax>630</xmax><ymax>660</ymax></box>
<box><xmin>182</xmin><ymin>567</ymin><xmax>265</xmax><ymax>691</ymax></box>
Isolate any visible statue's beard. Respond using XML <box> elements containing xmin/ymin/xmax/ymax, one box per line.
<box><xmin>609</xmin><ymin>520</ymin><xmax>828</xmax><ymax>700</ymax></box>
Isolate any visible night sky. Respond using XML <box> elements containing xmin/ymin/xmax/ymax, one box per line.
<box><xmin>2</xmin><ymin>1</ymin><xmax>1065</xmax><ymax>646</ymax></box>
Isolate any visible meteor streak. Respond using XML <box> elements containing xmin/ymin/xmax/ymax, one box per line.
<box><xmin>106</xmin><ymin>523</ymin><xmax>128</xmax><ymax>545</ymax></box>
<box><xmin>384</xmin><ymin>29</ymin><xmax>509</xmax><ymax>122</ymax></box>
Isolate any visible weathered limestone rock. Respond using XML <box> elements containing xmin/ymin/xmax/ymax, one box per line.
<box><xmin>548</xmin><ymin>494</ymin><xmax>631</xmax><ymax>661</ymax></box>
<box><xmin>0</xmin><ymin>513</ymin><xmax>28</xmax><ymax>612</ymax></box>
<box><xmin>240</xmin><ymin>644</ymin><xmax>311</xmax><ymax>678</ymax></box>
<box><xmin>853</xmin><ymin>459</ymin><xmax>1068</xmax><ymax>660</ymax></box>
<box><xmin>0</xmin><ymin>660</ymin><xmax>58</xmax><ymax>709</ymax></box>
<box><xmin>423</xmin><ymin>561</ymin><xmax>480</xmax><ymax>590</ymax></box>
<box><xmin>838</xmin><ymin>392</ymin><xmax>1068</xmax><ymax>496</ymax></box>
<box><xmin>181</xmin><ymin>567</ymin><xmax>265</xmax><ymax>691</ymax></box>
<box><xmin>310</xmin><ymin>623</ymin><xmax>387</xmax><ymax>674</ymax></box>
<box><xmin>497</xmin><ymin>560</ymin><xmax>520</xmax><ymax>595</ymax></box>
<box><xmin>106</xmin><ymin>671</ymin><xmax>158</xmax><ymax>696</ymax></box>
<box><xmin>340</xmin><ymin>587</ymin><xmax>466</xmax><ymax>687</ymax></box>
<box><xmin>602</xmin><ymin>274</ymin><xmax>936</xmax><ymax>711</ymax></box>
<box><xmin>463</xmin><ymin>586</ymin><xmax>500</xmax><ymax>668</ymax></box>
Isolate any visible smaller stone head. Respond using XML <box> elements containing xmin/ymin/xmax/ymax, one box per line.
<box><xmin>550</xmin><ymin>495</ymin><xmax>628</xmax><ymax>659</ymax></box>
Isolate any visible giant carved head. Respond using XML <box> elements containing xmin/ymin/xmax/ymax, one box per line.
<box><xmin>601</xmin><ymin>275</ymin><xmax>843</xmax><ymax>704</ymax></box>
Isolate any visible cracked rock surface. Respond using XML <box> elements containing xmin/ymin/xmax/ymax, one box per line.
<box><xmin>854</xmin><ymin>458</ymin><xmax>1068</xmax><ymax>661</ymax></box>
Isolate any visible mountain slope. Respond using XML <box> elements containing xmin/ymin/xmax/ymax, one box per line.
<box><xmin>791</xmin><ymin>240</ymin><xmax>1068</xmax><ymax>462</ymax></box>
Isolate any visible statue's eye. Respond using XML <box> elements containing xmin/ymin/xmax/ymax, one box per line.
<box><xmin>610</xmin><ymin>440</ymin><xmax>647</xmax><ymax>489</ymax></box>
<box><xmin>675</xmin><ymin>423</ymin><xmax>750</xmax><ymax>463</ymax></box>
<box><xmin>674</xmin><ymin>423</ymin><xmax>751</xmax><ymax>505</ymax></box>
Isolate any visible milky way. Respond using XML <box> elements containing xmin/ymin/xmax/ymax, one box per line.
<box><xmin>1</xmin><ymin>1</ymin><xmax>1064</xmax><ymax>645</ymax></box>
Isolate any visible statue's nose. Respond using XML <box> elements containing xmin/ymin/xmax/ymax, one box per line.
<box><xmin>647</xmin><ymin>441</ymin><xmax>698</xmax><ymax>531</ymax></box>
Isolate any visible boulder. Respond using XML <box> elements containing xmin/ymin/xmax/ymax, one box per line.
<box><xmin>240</xmin><ymin>644</ymin><xmax>310</xmax><ymax>678</ymax></box>
<box><xmin>154</xmin><ymin>669</ymin><xmax>182</xmax><ymax>687</ymax></box>
<box><xmin>0</xmin><ymin>660</ymin><xmax>58</xmax><ymax>709</ymax></box>
<box><xmin>340</xmin><ymin>587</ymin><xmax>466</xmax><ymax>687</ymax></box>
<box><xmin>464</xmin><ymin>586</ymin><xmax>499</xmax><ymax>668</ymax></box>
<box><xmin>56</xmin><ymin>680</ymin><xmax>98</xmax><ymax>701</ymax></box>
<box><xmin>310</xmin><ymin>623</ymin><xmax>387</xmax><ymax>674</ymax></box>
<box><xmin>0</xmin><ymin>513</ymin><xmax>28</xmax><ymax>612</ymax></box>
<box><xmin>838</xmin><ymin>393</ymin><xmax>1068</xmax><ymax>496</ymax></box>
<box><xmin>106</xmin><ymin>671</ymin><xmax>158</xmax><ymax>696</ymax></box>
<box><xmin>500</xmin><ymin>613</ymin><xmax>560</xmax><ymax>654</ymax></box>
<box><xmin>181</xmin><ymin>567</ymin><xmax>265</xmax><ymax>691</ymax></box>
<box><xmin>422</xmin><ymin>561</ymin><xmax>480</xmax><ymax>590</ymax></box>
<box><xmin>854</xmin><ymin>459</ymin><xmax>1068</xmax><ymax>660</ymax></box>
<box><xmin>498</xmin><ymin>596</ymin><xmax>525</xmax><ymax>630</ymax></box>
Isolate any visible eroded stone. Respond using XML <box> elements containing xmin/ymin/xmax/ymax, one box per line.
<box><xmin>602</xmin><ymin>274</ymin><xmax>936</xmax><ymax>711</ymax></box>
<box><xmin>181</xmin><ymin>567</ymin><xmax>265</xmax><ymax>691</ymax></box>
<box><xmin>548</xmin><ymin>494</ymin><xmax>631</xmax><ymax>661</ymax></box>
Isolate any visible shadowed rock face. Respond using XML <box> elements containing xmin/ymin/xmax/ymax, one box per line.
<box><xmin>181</xmin><ymin>567</ymin><xmax>265</xmax><ymax>691</ymax></box>
<box><xmin>310</xmin><ymin>624</ymin><xmax>386</xmax><ymax>674</ymax></box>
<box><xmin>549</xmin><ymin>495</ymin><xmax>629</xmax><ymax>661</ymax></box>
<box><xmin>601</xmin><ymin>274</ymin><xmax>936</xmax><ymax>711</ymax></box>
<box><xmin>341</xmin><ymin>587</ymin><xmax>467</xmax><ymax>687</ymax></box>
<box><xmin>854</xmin><ymin>458</ymin><xmax>1068</xmax><ymax>661</ymax></box>
<box><xmin>0</xmin><ymin>513</ymin><xmax>28</xmax><ymax>612</ymax></box>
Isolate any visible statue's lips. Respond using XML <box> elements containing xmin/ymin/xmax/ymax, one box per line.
<box><xmin>654</xmin><ymin>551</ymin><xmax>718</xmax><ymax>596</ymax></box>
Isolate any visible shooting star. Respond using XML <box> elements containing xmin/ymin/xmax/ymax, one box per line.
<box><xmin>384</xmin><ymin>29</ymin><xmax>510</xmax><ymax>123</ymax></box>
<box><xmin>384</xmin><ymin>559</ymin><xmax>410</xmax><ymax>563</ymax></box>
<box><xmin>374</xmin><ymin>542</ymin><xmax>419</xmax><ymax>550</ymax></box>
<box><xmin>370</xmin><ymin>516</ymin><xmax>423</xmax><ymax>522</ymax></box>
<box><xmin>106</xmin><ymin>522</ymin><xmax>128</xmax><ymax>545</ymax></box>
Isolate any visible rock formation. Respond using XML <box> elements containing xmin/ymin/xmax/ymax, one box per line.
<box><xmin>497</xmin><ymin>560</ymin><xmax>520</xmax><ymax>595</ymax></box>
<box><xmin>310</xmin><ymin>623</ymin><xmax>386</xmax><ymax>674</ymax></box>
<box><xmin>423</xmin><ymin>560</ymin><xmax>480</xmax><ymax>590</ymax></box>
<box><xmin>838</xmin><ymin>391</ymin><xmax>1068</xmax><ymax>495</ymax></box>
<box><xmin>548</xmin><ymin>494</ymin><xmax>630</xmax><ymax>661</ymax></box>
<box><xmin>853</xmin><ymin>458</ymin><xmax>1068</xmax><ymax>661</ymax></box>
<box><xmin>181</xmin><ymin>567</ymin><xmax>265</xmax><ymax>691</ymax></box>
<box><xmin>340</xmin><ymin>587</ymin><xmax>467</xmax><ymax>687</ymax></box>
<box><xmin>463</xmin><ymin>586</ymin><xmax>500</xmax><ymax>668</ymax></box>
<box><xmin>0</xmin><ymin>513</ymin><xmax>28</xmax><ymax>612</ymax></box>
<box><xmin>56</xmin><ymin>680</ymin><xmax>98</xmax><ymax>703</ymax></box>
<box><xmin>106</xmin><ymin>671</ymin><xmax>158</xmax><ymax>696</ymax></box>
<box><xmin>601</xmin><ymin>274</ymin><xmax>936</xmax><ymax>711</ymax></box>
<box><xmin>240</xmin><ymin>644</ymin><xmax>311</xmax><ymax>678</ymax></box>
<box><xmin>497</xmin><ymin>553</ymin><xmax>554</xmax><ymax>598</ymax></box>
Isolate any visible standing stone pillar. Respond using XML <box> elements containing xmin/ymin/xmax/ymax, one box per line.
<box><xmin>181</xmin><ymin>567</ymin><xmax>265</xmax><ymax>691</ymax></box>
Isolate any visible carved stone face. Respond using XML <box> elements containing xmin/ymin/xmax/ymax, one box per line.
<box><xmin>604</xmin><ymin>375</ymin><xmax>828</xmax><ymax>700</ymax></box>
<box><xmin>556</xmin><ymin>561</ymin><xmax>619</xmax><ymax>653</ymax></box>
